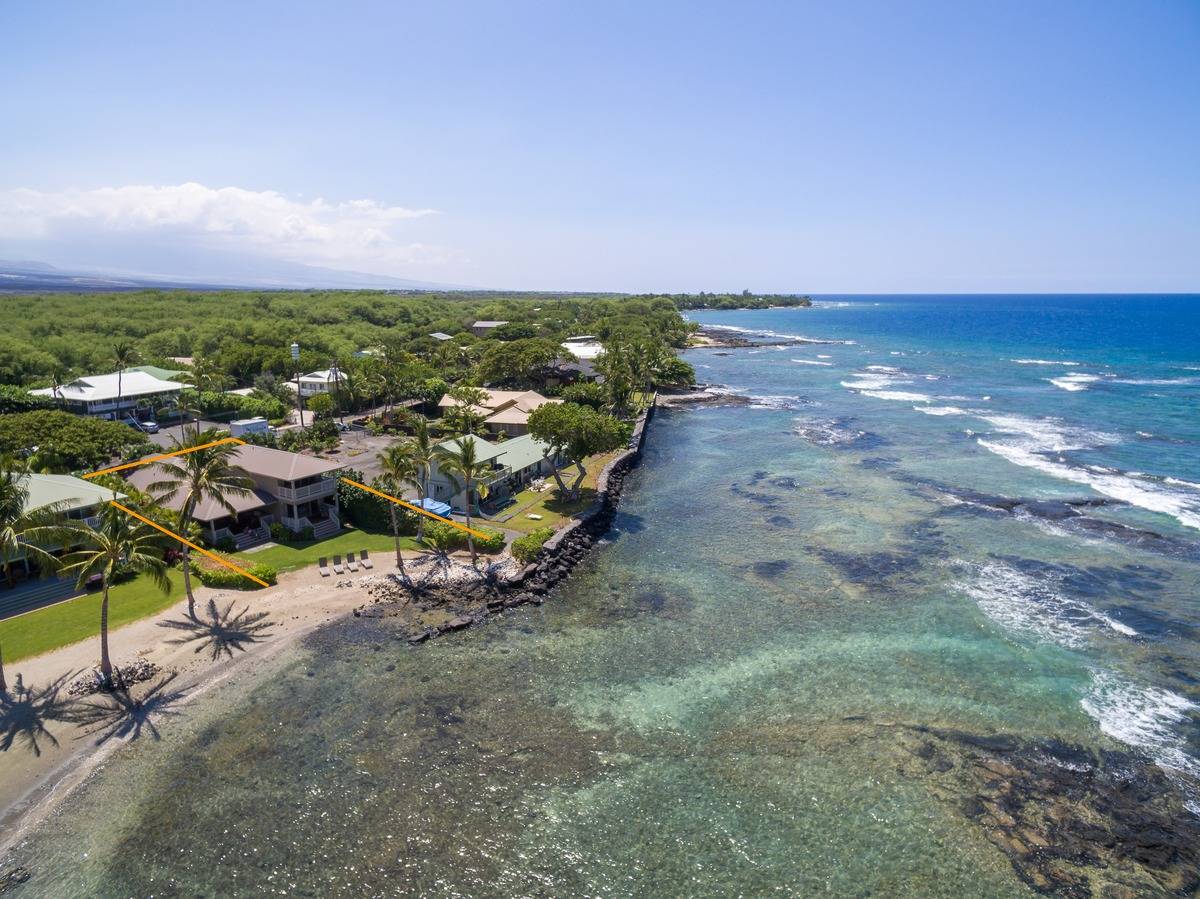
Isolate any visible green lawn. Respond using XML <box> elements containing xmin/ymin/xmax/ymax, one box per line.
<box><xmin>232</xmin><ymin>527</ymin><xmax>422</xmax><ymax>573</ymax></box>
<box><xmin>0</xmin><ymin>571</ymin><xmax>184</xmax><ymax>664</ymax></box>
<box><xmin>492</xmin><ymin>453</ymin><xmax>619</xmax><ymax>534</ymax></box>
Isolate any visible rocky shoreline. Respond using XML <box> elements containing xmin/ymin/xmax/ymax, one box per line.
<box><xmin>351</xmin><ymin>399</ymin><xmax>656</xmax><ymax>641</ymax></box>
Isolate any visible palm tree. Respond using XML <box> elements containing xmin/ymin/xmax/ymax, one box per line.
<box><xmin>0</xmin><ymin>461</ymin><xmax>74</xmax><ymax>589</ymax></box>
<box><xmin>405</xmin><ymin>419</ymin><xmax>437</xmax><ymax>542</ymax></box>
<box><xmin>433</xmin><ymin>437</ymin><xmax>492</xmax><ymax>566</ymax></box>
<box><xmin>375</xmin><ymin>446</ymin><xmax>417</xmax><ymax>580</ymax></box>
<box><xmin>112</xmin><ymin>340</ymin><xmax>138</xmax><ymax>421</ymax></box>
<box><xmin>145</xmin><ymin>430</ymin><xmax>252</xmax><ymax>619</ymax></box>
<box><xmin>61</xmin><ymin>505</ymin><xmax>171</xmax><ymax>688</ymax></box>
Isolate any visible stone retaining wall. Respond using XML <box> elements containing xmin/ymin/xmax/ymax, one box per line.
<box><xmin>355</xmin><ymin>397</ymin><xmax>657</xmax><ymax>639</ymax></box>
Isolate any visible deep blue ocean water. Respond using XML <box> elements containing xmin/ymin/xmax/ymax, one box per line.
<box><xmin>6</xmin><ymin>295</ymin><xmax>1200</xmax><ymax>897</ymax></box>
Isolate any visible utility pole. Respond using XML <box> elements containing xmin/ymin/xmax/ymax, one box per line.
<box><xmin>291</xmin><ymin>342</ymin><xmax>305</xmax><ymax>428</ymax></box>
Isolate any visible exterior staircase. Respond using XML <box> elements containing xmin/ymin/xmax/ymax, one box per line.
<box><xmin>0</xmin><ymin>576</ymin><xmax>82</xmax><ymax>620</ymax></box>
<box><xmin>235</xmin><ymin>523</ymin><xmax>272</xmax><ymax>551</ymax></box>
<box><xmin>310</xmin><ymin>515</ymin><xmax>341</xmax><ymax>540</ymax></box>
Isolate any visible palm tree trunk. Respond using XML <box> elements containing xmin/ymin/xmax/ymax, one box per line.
<box><xmin>388</xmin><ymin>504</ymin><xmax>405</xmax><ymax>577</ymax></box>
<box><xmin>417</xmin><ymin>474</ymin><xmax>428</xmax><ymax>541</ymax></box>
<box><xmin>465</xmin><ymin>478</ymin><xmax>477</xmax><ymax>566</ymax></box>
<box><xmin>99</xmin><ymin>579</ymin><xmax>113</xmax><ymax>686</ymax></box>
<box><xmin>182</xmin><ymin>544</ymin><xmax>196</xmax><ymax>619</ymax></box>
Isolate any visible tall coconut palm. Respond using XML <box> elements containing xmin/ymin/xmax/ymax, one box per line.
<box><xmin>405</xmin><ymin>419</ymin><xmax>437</xmax><ymax>542</ymax></box>
<box><xmin>146</xmin><ymin>430</ymin><xmax>253</xmax><ymax>619</ymax></box>
<box><xmin>61</xmin><ymin>506</ymin><xmax>171</xmax><ymax>688</ymax></box>
<box><xmin>375</xmin><ymin>445</ymin><xmax>417</xmax><ymax>580</ymax></box>
<box><xmin>112</xmin><ymin>340</ymin><xmax>138</xmax><ymax>421</ymax></box>
<box><xmin>433</xmin><ymin>437</ymin><xmax>491</xmax><ymax>566</ymax></box>
<box><xmin>0</xmin><ymin>460</ymin><xmax>76</xmax><ymax>589</ymax></box>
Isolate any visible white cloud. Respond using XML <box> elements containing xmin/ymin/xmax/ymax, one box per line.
<box><xmin>0</xmin><ymin>182</ymin><xmax>450</xmax><ymax>272</ymax></box>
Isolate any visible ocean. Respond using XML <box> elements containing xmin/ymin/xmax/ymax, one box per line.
<box><xmin>6</xmin><ymin>294</ymin><xmax>1200</xmax><ymax>896</ymax></box>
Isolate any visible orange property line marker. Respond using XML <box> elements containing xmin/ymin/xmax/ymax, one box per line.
<box><xmin>84</xmin><ymin>437</ymin><xmax>247</xmax><ymax>479</ymax></box>
<box><xmin>109</xmin><ymin>500</ymin><xmax>270</xmax><ymax>587</ymax></box>
<box><xmin>339</xmin><ymin>477</ymin><xmax>491</xmax><ymax>540</ymax></box>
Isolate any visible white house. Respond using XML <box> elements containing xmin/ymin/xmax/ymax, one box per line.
<box><xmin>31</xmin><ymin>370</ymin><xmax>184</xmax><ymax>420</ymax></box>
<box><xmin>426</xmin><ymin>434</ymin><xmax>563</xmax><ymax>513</ymax></box>
<box><xmin>297</xmin><ymin>367</ymin><xmax>345</xmax><ymax>398</ymax></box>
<box><xmin>1</xmin><ymin>473</ymin><xmax>125</xmax><ymax>584</ymax></box>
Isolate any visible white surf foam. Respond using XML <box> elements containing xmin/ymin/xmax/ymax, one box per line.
<box><xmin>977</xmin><ymin>439</ymin><xmax>1200</xmax><ymax>531</ymax></box>
<box><xmin>1081</xmin><ymin>670</ymin><xmax>1200</xmax><ymax>778</ymax></box>
<box><xmin>914</xmin><ymin>405</ymin><xmax>968</xmax><ymax>416</ymax></box>
<box><xmin>861</xmin><ymin>390</ymin><xmax>931</xmax><ymax>402</ymax></box>
<box><xmin>1012</xmin><ymin>358</ymin><xmax>1082</xmax><ymax>366</ymax></box>
<box><xmin>1047</xmin><ymin>372</ymin><xmax>1103</xmax><ymax>392</ymax></box>
<box><xmin>791</xmin><ymin>359</ymin><xmax>833</xmax><ymax>366</ymax></box>
<box><xmin>701</xmin><ymin>323</ymin><xmax>855</xmax><ymax>345</ymax></box>
<box><xmin>957</xmin><ymin>561</ymin><xmax>1137</xmax><ymax>649</ymax></box>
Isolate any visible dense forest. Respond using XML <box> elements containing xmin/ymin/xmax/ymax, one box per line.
<box><xmin>0</xmin><ymin>289</ymin><xmax>811</xmax><ymax>387</ymax></box>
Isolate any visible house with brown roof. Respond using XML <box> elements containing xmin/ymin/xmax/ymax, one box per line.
<box><xmin>437</xmin><ymin>388</ymin><xmax>561</xmax><ymax>437</ymax></box>
<box><xmin>127</xmin><ymin>444</ymin><xmax>344</xmax><ymax>549</ymax></box>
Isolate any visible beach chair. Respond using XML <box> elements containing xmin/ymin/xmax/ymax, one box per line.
<box><xmin>346</xmin><ymin>551</ymin><xmax>359</xmax><ymax>572</ymax></box>
<box><xmin>318</xmin><ymin>557</ymin><xmax>331</xmax><ymax>577</ymax></box>
<box><xmin>359</xmin><ymin>549</ymin><xmax>374</xmax><ymax>569</ymax></box>
<box><xmin>333</xmin><ymin>555</ymin><xmax>344</xmax><ymax>574</ymax></box>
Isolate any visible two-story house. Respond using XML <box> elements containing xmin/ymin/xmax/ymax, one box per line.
<box><xmin>127</xmin><ymin>444</ymin><xmax>344</xmax><ymax>549</ymax></box>
<box><xmin>31</xmin><ymin>370</ymin><xmax>184</xmax><ymax>420</ymax></box>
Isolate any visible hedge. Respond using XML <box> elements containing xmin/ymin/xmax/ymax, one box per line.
<box><xmin>423</xmin><ymin>520</ymin><xmax>505</xmax><ymax>554</ymax></box>
<box><xmin>190</xmin><ymin>559</ymin><xmax>277</xmax><ymax>590</ymax></box>
<box><xmin>511</xmin><ymin>527</ymin><xmax>555</xmax><ymax>564</ymax></box>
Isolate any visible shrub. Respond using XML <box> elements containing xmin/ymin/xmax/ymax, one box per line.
<box><xmin>473</xmin><ymin>526</ymin><xmax>506</xmax><ymax>554</ymax></box>
<box><xmin>213</xmin><ymin>536</ymin><xmax>236</xmax><ymax>553</ymax></box>
<box><xmin>422</xmin><ymin>520</ymin><xmax>505</xmax><ymax>554</ymax></box>
<box><xmin>190</xmin><ymin>559</ymin><xmax>277</xmax><ymax>590</ymax></box>
<box><xmin>270</xmin><ymin>521</ymin><xmax>290</xmax><ymax>543</ymax></box>
<box><xmin>511</xmin><ymin>527</ymin><xmax>554</xmax><ymax>564</ymax></box>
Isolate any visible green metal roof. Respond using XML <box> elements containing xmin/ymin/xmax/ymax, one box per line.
<box><xmin>19</xmin><ymin>473</ymin><xmax>125</xmax><ymax>513</ymax></box>
<box><xmin>124</xmin><ymin>364</ymin><xmax>187</xmax><ymax>381</ymax></box>
<box><xmin>494</xmin><ymin>434</ymin><xmax>554</xmax><ymax>472</ymax></box>
<box><xmin>435</xmin><ymin>435</ymin><xmax>505</xmax><ymax>463</ymax></box>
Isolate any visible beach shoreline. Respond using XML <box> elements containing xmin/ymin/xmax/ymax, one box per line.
<box><xmin>0</xmin><ymin>402</ymin><xmax>659</xmax><ymax>858</ymax></box>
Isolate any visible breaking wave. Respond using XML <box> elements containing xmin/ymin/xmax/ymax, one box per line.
<box><xmin>1081</xmin><ymin>669</ymin><xmax>1200</xmax><ymax>778</ymax></box>
<box><xmin>1012</xmin><ymin>358</ymin><xmax>1082</xmax><ymax>366</ymax></box>
<box><xmin>700</xmin><ymin>323</ymin><xmax>855</xmax><ymax>345</ymax></box>
<box><xmin>956</xmin><ymin>561</ymin><xmax>1137</xmax><ymax>649</ymax></box>
<box><xmin>1047</xmin><ymin>373</ymin><xmax>1103</xmax><ymax>392</ymax></box>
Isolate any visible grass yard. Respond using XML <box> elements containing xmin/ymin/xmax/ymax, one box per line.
<box><xmin>494</xmin><ymin>452</ymin><xmax>620</xmax><ymax>534</ymax></box>
<box><xmin>233</xmin><ymin>527</ymin><xmax>423</xmax><ymax>573</ymax></box>
<box><xmin>0</xmin><ymin>571</ymin><xmax>184</xmax><ymax>664</ymax></box>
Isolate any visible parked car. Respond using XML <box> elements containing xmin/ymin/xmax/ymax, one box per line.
<box><xmin>123</xmin><ymin>416</ymin><xmax>159</xmax><ymax>433</ymax></box>
<box><xmin>336</xmin><ymin>421</ymin><xmax>351</xmax><ymax>432</ymax></box>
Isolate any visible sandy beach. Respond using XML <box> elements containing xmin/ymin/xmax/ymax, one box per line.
<box><xmin>0</xmin><ymin>556</ymin><xmax>428</xmax><ymax>851</ymax></box>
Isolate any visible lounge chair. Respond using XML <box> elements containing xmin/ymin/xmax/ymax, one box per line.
<box><xmin>345</xmin><ymin>551</ymin><xmax>359</xmax><ymax>572</ymax></box>
<box><xmin>359</xmin><ymin>549</ymin><xmax>374</xmax><ymax>569</ymax></box>
<box><xmin>333</xmin><ymin>555</ymin><xmax>344</xmax><ymax>575</ymax></box>
<box><xmin>318</xmin><ymin>557</ymin><xmax>331</xmax><ymax>577</ymax></box>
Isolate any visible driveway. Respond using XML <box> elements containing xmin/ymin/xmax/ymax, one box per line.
<box><xmin>323</xmin><ymin>432</ymin><xmax>398</xmax><ymax>481</ymax></box>
<box><xmin>145</xmin><ymin>418</ymin><xmax>228</xmax><ymax>448</ymax></box>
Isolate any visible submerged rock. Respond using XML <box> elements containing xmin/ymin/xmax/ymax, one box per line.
<box><xmin>899</xmin><ymin>725</ymin><xmax>1200</xmax><ymax>896</ymax></box>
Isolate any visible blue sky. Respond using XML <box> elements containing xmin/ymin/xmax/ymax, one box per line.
<box><xmin>1</xmin><ymin>0</ymin><xmax>1197</xmax><ymax>292</ymax></box>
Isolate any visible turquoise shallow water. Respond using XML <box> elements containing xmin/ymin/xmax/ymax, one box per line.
<box><xmin>5</xmin><ymin>295</ymin><xmax>1200</xmax><ymax>896</ymax></box>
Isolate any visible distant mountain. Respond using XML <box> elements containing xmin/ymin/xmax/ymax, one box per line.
<box><xmin>0</xmin><ymin>259</ymin><xmax>473</xmax><ymax>292</ymax></box>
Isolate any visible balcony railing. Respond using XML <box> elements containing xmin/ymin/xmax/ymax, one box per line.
<box><xmin>276</xmin><ymin>480</ymin><xmax>337</xmax><ymax>502</ymax></box>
